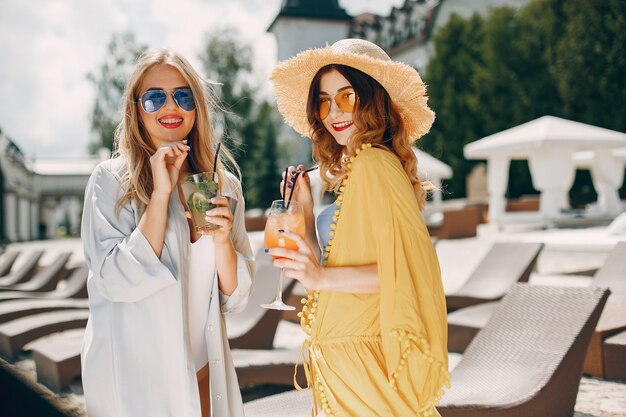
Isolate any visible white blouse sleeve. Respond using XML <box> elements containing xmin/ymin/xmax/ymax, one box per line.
<box><xmin>81</xmin><ymin>163</ymin><xmax>177</xmax><ymax>302</ymax></box>
<box><xmin>219</xmin><ymin>175</ymin><xmax>254</xmax><ymax>313</ymax></box>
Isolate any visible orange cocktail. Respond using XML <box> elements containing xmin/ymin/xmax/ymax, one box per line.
<box><xmin>261</xmin><ymin>199</ymin><xmax>305</xmax><ymax>310</ymax></box>
<box><xmin>264</xmin><ymin>211</ymin><xmax>306</xmax><ymax>260</ymax></box>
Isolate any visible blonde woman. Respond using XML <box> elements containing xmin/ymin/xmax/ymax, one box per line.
<box><xmin>81</xmin><ymin>48</ymin><xmax>254</xmax><ymax>417</ymax></box>
<box><xmin>269</xmin><ymin>39</ymin><xmax>449</xmax><ymax>416</ymax></box>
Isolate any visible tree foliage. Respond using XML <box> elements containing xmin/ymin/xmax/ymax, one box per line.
<box><xmin>87</xmin><ymin>32</ymin><xmax>147</xmax><ymax>153</ymax></box>
<box><xmin>199</xmin><ymin>28</ymin><xmax>282</xmax><ymax>208</ymax></box>
<box><xmin>423</xmin><ymin>0</ymin><xmax>626</xmax><ymax>203</ymax></box>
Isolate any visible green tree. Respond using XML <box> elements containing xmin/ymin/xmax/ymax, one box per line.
<box><xmin>199</xmin><ymin>28</ymin><xmax>282</xmax><ymax>208</ymax></box>
<box><xmin>87</xmin><ymin>32</ymin><xmax>147</xmax><ymax>153</ymax></box>
<box><xmin>553</xmin><ymin>0</ymin><xmax>626</xmax><ymax>132</ymax></box>
<box><xmin>422</xmin><ymin>13</ymin><xmax>485</xmax><ymax>199</ymax></box>
<box><xmin>424</xmin><ymin>0</ymin><xmax>625</xmax><ymax>202</ymax></box>
<box><xmin>199</xmin><ymin>28</ymin><xmax>256</xmax><ymax>156</ymax></box>
<box><xmin>245</xmin><ymin>101</ymin><xmax>281</xmax><ymax>208</ymax></box>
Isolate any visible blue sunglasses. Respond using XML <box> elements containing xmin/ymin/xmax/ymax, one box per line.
<box><xmin>139</xmin><ymin>88</ymin><xmax>196</xmax><ymax>113</ymax></box>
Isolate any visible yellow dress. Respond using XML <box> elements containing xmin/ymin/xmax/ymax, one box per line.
<box><xmin>297</xmin><ymin>145</ymin><xmax>449</xmax><ymax>417</ymax></box>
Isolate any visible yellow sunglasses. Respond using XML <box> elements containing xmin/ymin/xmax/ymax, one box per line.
<box><xmin>318</xmin><ymin>89</ymin><xmax>356</xmax><ymax>120</ymax></box>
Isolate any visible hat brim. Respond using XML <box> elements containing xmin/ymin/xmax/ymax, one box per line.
<box><xmin>270</xmin><ymin>46</ymin><xmax>435</xmax><ymax>142</ymax></box>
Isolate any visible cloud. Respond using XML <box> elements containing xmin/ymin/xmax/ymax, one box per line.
<box><xmin>0</xmin><ymin>0</ymin><xmax>128</xmax><ymax>157</ymax></box>
<box><xmin>0</xmin><ymin>0</ymin><xmax>397</xmax><ymax>157</ymax></box>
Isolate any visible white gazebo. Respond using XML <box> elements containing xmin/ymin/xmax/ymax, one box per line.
<box><xmin>464</xmin><ymin>116</ymin><xmax>626</xmax><ymax>227</ymax></box>
<box><xmin>414</xmin><ymin>147</ymin><xmax>453</xmax><ymax>205</ymax></box>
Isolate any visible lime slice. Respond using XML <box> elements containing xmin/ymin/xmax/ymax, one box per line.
<box><xmin>187</xmin><ymin>192</ymin><xmax>211</xmax><ymax>212</ymax></box>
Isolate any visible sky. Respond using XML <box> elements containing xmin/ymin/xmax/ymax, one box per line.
<box><xmin>0</xmin><ymin>0</ymin><xmax>404</xmax><ymax>159</ymax></box>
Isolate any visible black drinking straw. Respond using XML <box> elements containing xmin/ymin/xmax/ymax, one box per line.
<box><xmin>186</xmin><ymin>135</ymin><xmax>200</xmax><ymax>174</ymax></box>
<box><xmin>212</xmin><ymin>142</ymin><xmax>222</xmax><ymax>182</ymax></box>
<box><xmin>286</xmin><ymin>171</ymin><xmax>302</xmax><ymax>209</ymax></box>
<box><xmin>282</xmin><ymin>167</ymin><xmax>289</xmax><ymax>204</ymax></box>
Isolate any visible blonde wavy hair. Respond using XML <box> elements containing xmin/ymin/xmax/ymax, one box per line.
<box><xmin>114</xmin><ymin>48</ymin><xmax>240</xmax><ymax>212</ymax></box>
<box><xmin>306</xmin><ymin>64</ymin><xmax>430</xmax><ymax>209</ymax></box>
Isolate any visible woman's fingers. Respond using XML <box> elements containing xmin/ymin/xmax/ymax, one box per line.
<box><xmin>206</xmin><ymin>206</ymin><xmax>233</xmax><ymax>220</ymax></box>
<box><xmin>268</xmin><ymin>247</ymin><xmax>308</xmax><ymax>263</ymax></box>
<box><xmin>273</xmin><ymin>258</ymin><xmax>306</xmax><ymax>271</ymax></box>
<box><xmin>283</xmin><ymin>269</ymin><xmax>305</xmax><ymax>281</ymax></box>
<box><xmin>204</xmin><ymin>215</ymin><xmax>230</xmax><ymax>228</ymax></box>
<box><xmin>281</xmin><ymin>230</ymin><xmax>311</xmax><ymax>254</ymax></box>
<box><xmin>209</xmin><ymin>196</ymin><xmax>230</xmax><ymax>208</ymax></box>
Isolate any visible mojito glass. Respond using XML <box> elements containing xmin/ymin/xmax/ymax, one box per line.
<box><xmin>181</xmin><ymin>172</ymin><xmax>220</xmax><ymax>231</ymax></box>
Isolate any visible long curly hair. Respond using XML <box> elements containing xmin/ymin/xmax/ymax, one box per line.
<box><xmin>306</xmin><ymin>64</ymin><xmax>429</xmax><ymax>209</ymax></box>
<box><xmin>114</xmin><ymin>48</ymin><xmax>240</xmax><ymax>213</ymax></box>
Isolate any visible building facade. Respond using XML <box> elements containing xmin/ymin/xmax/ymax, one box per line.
<box><xmin>268</xmin><ymin>0</ymin><xmax>530</xmax><ymax>72</ymax></box>
<box><xmin>0</xmin><ymin>130</ymin><xmax>108</xmax><ymax>244</ymax></box>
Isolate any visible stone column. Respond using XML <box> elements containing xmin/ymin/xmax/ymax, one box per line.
<box><xmin>4</xmin><ymin>193</ymin><xmax>18</xmax><ymax>242</ymax></box>
<box><xmin>18</xmin><ymin>196</ymin><xmax>30</xmax><ymax>241</ymax></box>
<box><xmin>528</xmin><ymin>149</ymin><xmax>576</xmax><ymax>223</ymax></box>
<box><xmin>589</xmin><ymin>149</ymin><xmax>624</xmax><ymax>217</ymax></box>
<box><xmin>486</xmin><ymin>154</ymin><xmax>510</xmax><ymax>226</ymax></box>
<box><xmin>31</xmin><ymin>199</ymin><xmax>40</xmax><ymax>240</ymax></box>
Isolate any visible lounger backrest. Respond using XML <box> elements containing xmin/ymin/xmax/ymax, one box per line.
<box><xmin>455</xmin><ymin>242</ymin><xmax>543</xmax><ymax>299</ymax></box>
<box><xmin>60</xmin><ymin>265</ymin><xmax>89</xmax><ymax>298</ymax></box>
<box><xmin>440</xmin><ymin>284</ymin><xmax>609</xmax><ymax>409</ymax></box>
<box><xmin>0</xmin><ymin>252</ymin><xmax>20</xmax><ymax>277</ymax></box>
<box><xmin>593</xmin><ymin>242</ymin><xmax>626</xmax><ymax>295</ymax></box>
<box><xmin>226</xmin><ymin>263</ymin><xmax>295</xmax><ymax>349</ymax></box>
<box><xmin>0</xmin><ymin>250</ymin><xmax>44</xmax><ymax>286</ymax></box>
<box><xmin>17</xmin><ymin>252</ymin><xmax>72</xmax><ymax>290</ymax></box>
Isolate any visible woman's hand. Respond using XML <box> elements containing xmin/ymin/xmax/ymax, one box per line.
<box><xmin>150</xmin><ymin>140</ymin><xmax>190</xmax><ymax>196</ymax></box>
<box><xmin>269</xmin><ymin>230</ymin><xmax>326</xmax><ymax>291</ymax></box>
<box><xmin>281</xmin><ymin>165</ymin><xmax>314</xmax><ymax>216</ymax></box>
<box><xmin>201</xmin><ymin>196</ymin><xmax>233</xmax><ymax>245</ymax></box>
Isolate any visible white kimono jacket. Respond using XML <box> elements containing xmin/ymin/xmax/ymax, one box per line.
<box><xmin>81</xmin><ymin>158</ymin><xmax>254</xmax><ymax>417</ymax></box>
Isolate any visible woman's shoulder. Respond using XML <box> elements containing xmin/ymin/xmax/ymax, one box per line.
<box><xmin>91</xmin><ymin>156</ymin><xmax>126</xmax><ymax>185</ymax></box>
<box><xmin>351</xmin><ymin>145</ymin><xmax>403</xmax><ymax>175</ymax></box>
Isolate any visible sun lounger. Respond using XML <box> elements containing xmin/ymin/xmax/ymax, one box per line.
<box><xmin>0</xmin><ymin>298</ymin><xmax>89</xmax><ymax>324</ymax></box>
<box><xmin>226</xmin><ymin>262</ymin><xmax>296</xmax><ymax>350</ymax></box>
<box><xmin>447</xmin><ymin>301</ymin><xmax>497</xmax><ymax>353</ymax></box>
<box><xmin>0</xmin><ymin>250</ymin><xmax>44</xmax><ymax>287</ymax></box>
<box><xmin>446</xmin><ymin>242</ymin><xmax>543</xmax><ymax>311</ymax></box>
<box><xmin>233</xmin><ymin>347</ymin><xmax>307</xmax><ymax>388</ymax></box>
<box><xmin>603</xmin><ymin>329</ymin><xmax>626</xmax><ymax>382</ymax></box>
<box><xmin>25</xmin><ymin>320</ymin><xmax>306</xmax><ymax>392</ymax></box>
<box><xmin>0</xmin><ymin>358</ymin><xmax>70</xmax><ymax>417</ymax></box>
<box><xmin>0</xmin><ymin>252</ymin><xmax>71</xmax><ymax>292</ymax></box>
<box><xmin>446</xmin><ymin>241</ymin><xmax>625</xmax><ymax>375</ymax></box>
<box><xmin>30</xmin><ymin>328</ymin><xmax>85</xmax><ymax>392</ymax></box>
<box><xmin>583</xmin><ymin>292</ymin><xmax>626</xmax><ymax>376</ymax></box>
<box><xmin>244</xmin><ymin>388</ymin><xmax>310</xmax><ymax>416</ymax></box>
<box><xmin>427</xmin><ymin>206</ymin><xmax>481</xmax><ymax>239</ymax></box>
<box><xmin>0</xmin><ymin>265</ymin><xmax>88</xmax><ymax>302</ymax></box>
<box><xmin>0</xmin><ymin>251</ymin><xmax>20</xmax><ymax>277</ymax></box>
<box><xmin>0</xmin><ymin>310</ymin><xmax>89</xmax><ymax>359</ymax></box>
<box><xmin>244</xmin><ymin>284</ymin><xmax>609</xmax><ymax>417</ymax></box>
<box><xmin>448</xmin><ymin>242</ymin><xmax>625</xmax><ymax>358</ymax></box>
<box><xmin>438</xmin><ymin>284</ymin><xmax>609</xmax><ymax>417</ymax></box>
<box><xmin>579</xmin><ymin>241</ymin><xmax>626</xmax><ymax>377</ymax></box>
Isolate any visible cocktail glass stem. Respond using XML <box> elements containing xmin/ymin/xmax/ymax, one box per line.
<box><xmin>261</xmin><ymin>267</ymin><xmax>296</xmax><ymax>311</ymax></box>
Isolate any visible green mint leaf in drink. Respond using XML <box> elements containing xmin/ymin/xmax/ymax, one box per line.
<box><xmin>187</xmin><ymin>192</ymin><xmax>211</xmax><ymax>212</ymax></box>
<box><xmin>198</xmin><ymin>180</ymin><xmax>218</xmax><ymax>195</ymax></box>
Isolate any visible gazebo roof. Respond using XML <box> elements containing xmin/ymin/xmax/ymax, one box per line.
<box><xmin>465</xmin><ymin>116</ymin><xmax>626</xmax><ymax>159</ymax></box>
<box><xmin>414</xmin><ymin>147</ymin><xmax>453</xmax><ymax>180</ymax></box>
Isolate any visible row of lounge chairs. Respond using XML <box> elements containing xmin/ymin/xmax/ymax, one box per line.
<box><xmin>447</xmin><ymin>242</ymin><xmax>626</xmax><ymax>378</ymax></box>
<box><xmin>244</xmin><ymin>284</ymin><xmax>610</xmax><ymax>417</ymax></box>
<box><xmin>0</xmin><ymin>239</ymin><xmax>623</xmax><ymax>415</ymax></box>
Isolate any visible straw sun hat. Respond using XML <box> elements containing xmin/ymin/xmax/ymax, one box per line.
<box><xmin>270</xmin><ymin>38</ymin><xmax>435</xmax><ymax>142</ymax></box>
